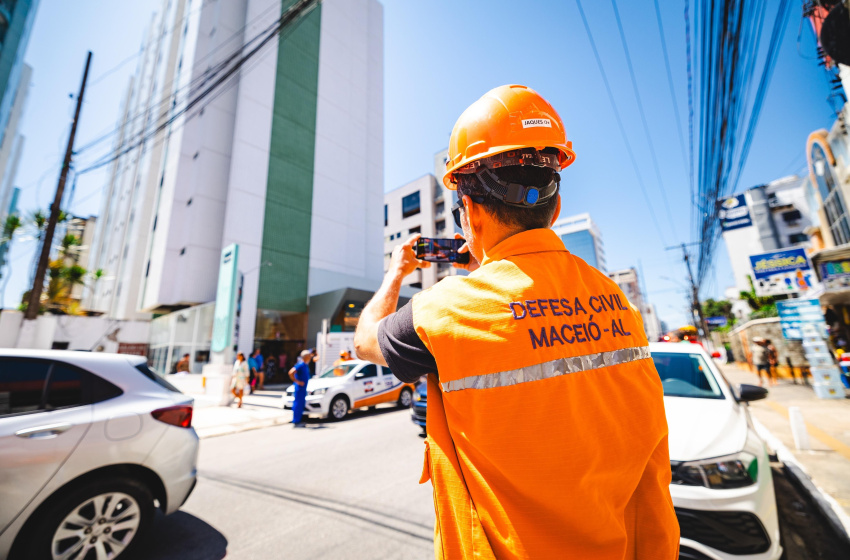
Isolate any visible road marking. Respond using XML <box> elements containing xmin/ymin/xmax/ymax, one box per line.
<box><xmin>764</xmin><ymin>400</ymin><xmax>850</xmax><ymax>462</ymax></box>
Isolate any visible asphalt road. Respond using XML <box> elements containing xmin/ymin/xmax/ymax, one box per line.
<box><xmin>138</xmin><ymin>406</ymin><xmax>850</xmax><ymax>560</ymax></box>
<box><xmin>144</xmin><ymin>405</ymin><xmax>434</xmax><ymax>560</ymax></box>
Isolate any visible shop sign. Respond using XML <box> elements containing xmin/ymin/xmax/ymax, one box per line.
<box><xmin>776</xmin><ymin>298</ymin><xmax>825</xmax><ymax>340</ymax></box>
<box><xmin>749</xmin><ymin>248</ymin><xmax>817</xmax><ymax>296</ymax></box>
<box><xmin>718</xmin><ymin>194</ymin><xmax>752</xmax><ymax>231</ymax></box>
<box><xmin>818</xmin><ymin>259</ymin><xmax>850</xmax><ymax>290</ymax></box>
<box><xmin>705</xmin><ymin>316</ymin><xmax>728</xmax><ymax>328</ymax></box>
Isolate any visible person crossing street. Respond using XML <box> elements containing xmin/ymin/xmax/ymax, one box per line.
<box><xmin>288</xmin><ymin>349</ymin><xmax>314</xmax><ymax>428</ymax></box>
<box><xmin>355</xmin><ymin>85</ymin><xmax>679</xmax><ymax>558</ymax></box>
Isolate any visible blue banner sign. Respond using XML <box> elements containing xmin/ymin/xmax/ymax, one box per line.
<box><xmin>818</xmin><ymin>259</ymin><xmax>850</xmax><ymax>290</ymax></box>
<box><xmin>749</xmin><ymin>248</ymin><xmax>811</xmax><ymax>279</ymax></box>
<box><xmin>719</xmin><ymin>194</ymin><xmax>752</xmax><ymax>231</ymax></box>
<box><xmin>705</xmin><ymin>316</ymin><xmax>728</xmax><ymax>327</ymax></box>
<box><xmin>776</xmin><ymin>298</ymin><xmax>825</xmax><ymax>340</ymax></box>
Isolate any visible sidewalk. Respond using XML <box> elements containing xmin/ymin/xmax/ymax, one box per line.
<box><xmin>170</xmin><ymin>375</ymin><xmax>295</xmax><ymax>438</ymax></box>
<box><xmin>720</xmin><ymin>363</ymin><xmax>850</xmax><ymax>531</ymax></box>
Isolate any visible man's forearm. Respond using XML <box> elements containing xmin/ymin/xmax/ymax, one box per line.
<box><xmin>354</xmin><ymin>270</ymin><xmax>404</xmax><ymax>365</ymax></box>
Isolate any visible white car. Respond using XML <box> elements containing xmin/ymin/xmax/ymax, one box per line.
<box><xmin>0</xmin><ymin>350</ymin><xmax>198</xmax><ymax>560</ymax></box>
<box><xmin>284</xmin><ymin>360</ymin><xmax>415</xmax><ymax>420</ymax></box>
<box><xmin>650</xmin><ymin>342</ymin><xmax>781</xmax><ymax>560</ymax></box>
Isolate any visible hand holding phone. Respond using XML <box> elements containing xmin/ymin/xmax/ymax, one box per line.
<box><xmin>415</xmin><ymin>237</ymin><xmax>470</xmax><ymax>265</ymax></box>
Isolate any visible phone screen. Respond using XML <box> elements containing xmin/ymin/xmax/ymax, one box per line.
<box><xmin>415</xmin><ymin>237</ymin><xmax>470</xmax><ymax>264</ymax></box>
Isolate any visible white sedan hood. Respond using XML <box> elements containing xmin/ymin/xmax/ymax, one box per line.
<box><xmin>664</xmin><ymin>396</ymin><xmax>748</xmax><ymax>461</ymax></box>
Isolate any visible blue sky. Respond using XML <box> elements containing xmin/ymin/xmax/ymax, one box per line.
<box><xmin>4</xmin><ymin>0</ymin><xmax>835</xmax><ymax>329</ymax></box>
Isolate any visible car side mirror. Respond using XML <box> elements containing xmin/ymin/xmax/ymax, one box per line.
<box><xmin>737</xmin><ymin>383</ymin><xmax>768</xmax><ymax>403</ymax></box>
<box><xmin>354</xmin><ymin>372</ymin><xmax>365</xmax><ymax>379</ymax></box>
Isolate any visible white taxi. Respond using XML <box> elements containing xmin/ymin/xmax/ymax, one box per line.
<box><xmin>283</xmin><ymin>360</ymin><xmax>415</xmax><ymax>421</ymax></box>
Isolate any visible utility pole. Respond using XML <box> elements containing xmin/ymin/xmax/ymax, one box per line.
<box><xmin>666</xmin><ymin>242</ymin><xmax>710</xmax><ymax>341</ymax></box>
<box><xmin>25</xmin><ymin>51</ymin><xmax>92</xmax><ymax>319</ymax></box>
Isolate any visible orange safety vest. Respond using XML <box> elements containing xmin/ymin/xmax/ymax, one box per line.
<box><xmin>412</xmin><ymin>228</ymin><xmax>679</xmax><ymax>559</ymax></box>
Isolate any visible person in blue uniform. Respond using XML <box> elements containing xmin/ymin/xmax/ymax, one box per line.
<box><xmin>288</xmin><ymin>349</ymin><xmax>314</xmax><ymax>428</ymax></box>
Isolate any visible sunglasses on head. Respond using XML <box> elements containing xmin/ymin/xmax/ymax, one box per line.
<box><xmin>451</xmin><ymin>195</ymin><xmax>486</xmax><ymax>228</ymax></box>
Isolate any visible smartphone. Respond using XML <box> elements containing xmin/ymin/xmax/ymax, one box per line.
<box><xmin>415</xmin><ymin>237</ymin><xmax>470</xmax><ymax>264</ymax></box>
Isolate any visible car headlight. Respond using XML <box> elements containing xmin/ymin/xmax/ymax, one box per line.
<box><xmin>414</xmin><ymin>392</ymin><xmax>421</xmax><ymax>401</ymax></box>
<box><xmin>310</xmin><ymin>387</ymin><xmax>328</xmax><ymax>396</ymax></box>
<box><xmin>673</xmin><ymin>452</ymin><xmax>758</xmax><ymax>489</ymax></box>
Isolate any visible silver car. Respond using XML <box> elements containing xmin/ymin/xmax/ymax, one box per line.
<box><xmin>0</xmin><ymin>350</ymin><xmax>199</xmax><ymax>560</ymax></box>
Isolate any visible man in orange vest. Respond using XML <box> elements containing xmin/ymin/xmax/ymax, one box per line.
<box><xmin>355</xmin><ymin>85</ymin><xmax>679</xmax><ymax>559</ymax></box>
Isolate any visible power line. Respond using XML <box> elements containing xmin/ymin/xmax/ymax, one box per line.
<box><xmin>77</xmin><ymin>0</ymin><xmax>319</xmax><ymax>176</ymax></box>
<box><xmin>652</xmin><ymin>0</ymin><xmax>690</xmax><ymax>196</ymax></box>
<box><xmin>574</xmin><ymin>0</ymin><xmax>668</xmax><ymax>245</ymax></box>
<box><xmin>610</xmin><ymin>0</ymin><xmax>678</xmax><ymax>240</ymax></box>
<box><xmin>74</xmin><ymin>0</ymin><xmax>283</xmax><ymax>156</ymax></box>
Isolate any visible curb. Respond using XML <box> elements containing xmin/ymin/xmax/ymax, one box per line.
<box><xmin>782</xmin><ymin>463</ymin><xmax>850</xmax><ymax>550</ymax></box>
<box><xmin>196</xmin><ymin>413</ymin><xmax>292</xmax><ymax>439</ymax></box>
<box><xmin>752</xmin><ymin>417</ymin><xmax>850</xmax><ymax>547</ymax></box>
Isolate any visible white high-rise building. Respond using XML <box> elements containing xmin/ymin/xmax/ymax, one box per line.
<box><xmin>86</xmin><ymin>0</ymin><xmax>384</xmax><ymax>372</ymax></box>
<box><xmin>383</xmin><ymin>150</ymin><xmax>463</xmax><ymax>290</ymax></box>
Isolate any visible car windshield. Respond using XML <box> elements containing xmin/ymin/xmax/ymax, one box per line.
<box><xmin>652</xmin><ymin>352</ymin><xmax>724</xmax><ymax>399</ymax></box>
<box><xmin>319</xmin><ymin>364</ymin><xmax>358</xmax><ymax>378</ymax></box>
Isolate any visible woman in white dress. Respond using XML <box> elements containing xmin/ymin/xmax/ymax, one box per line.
<box><xmin>231</xmin><ymin>352</ymin><xmax>249</xmax><ymax>408</ymax></box>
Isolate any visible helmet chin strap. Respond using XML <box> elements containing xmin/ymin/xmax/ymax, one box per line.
<box><xmin>454</xmin><ymin>148</ymin><xmax>561</xmax><ymax>207</ymax></box>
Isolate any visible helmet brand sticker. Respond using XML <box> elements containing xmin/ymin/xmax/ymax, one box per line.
<box><xmin>522</xmin><ymin>118</ymin><xmax>551</xmax><ymax>128</ymax></box>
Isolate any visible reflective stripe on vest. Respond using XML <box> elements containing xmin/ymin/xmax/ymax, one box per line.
<box><xmin>441</xmin><ymin>345</ymin><xmax>651</xmax><ymax>393</ymax></box>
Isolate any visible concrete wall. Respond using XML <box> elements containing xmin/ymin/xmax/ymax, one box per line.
<box><xmin>727</xmin><ymin>317</ymin><xmax>809</xmax><ymax>377</ymax></box>
<box><xmin>0</xmin><ymin>312</ymin><xmax>150</xmax><ymax>353</ymax></box>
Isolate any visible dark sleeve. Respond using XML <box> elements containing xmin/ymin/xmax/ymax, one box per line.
<box><xmin>377</xmin><ymin>301</ymin><xmax>438</xmax><ymax>383</ymax></box>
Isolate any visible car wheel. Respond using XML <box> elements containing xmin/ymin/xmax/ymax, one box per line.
<box><xmin>329</xmin><ymin>395</ymin><xmax>349</xmax><ymax>421</ymax></box>
<box><xmin>398</xmin><ymin>387</ymin><xmax>413</xmax><ymax>408</ymax></box>
<box><xmin>25</xmin><ymin>476</ymin><xmax>154</xmax><ymax>560</ymax></box>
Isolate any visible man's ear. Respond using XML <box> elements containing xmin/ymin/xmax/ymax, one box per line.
<box><xmin>549</xmin><ymin>195</ymin><xmax>562</xmax><ymax>227</ymax></box>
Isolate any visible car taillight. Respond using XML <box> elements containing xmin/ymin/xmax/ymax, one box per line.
<box><xmin>151</xmin><ymin>405</ymin><xmax>193</xmax><ymax>428</ymax></box>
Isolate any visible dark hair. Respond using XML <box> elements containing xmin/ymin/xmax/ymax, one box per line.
<box><xmin>456</xmin><ymin>157</ymin><xmax>560</xmax><ymax>230</ymax></box>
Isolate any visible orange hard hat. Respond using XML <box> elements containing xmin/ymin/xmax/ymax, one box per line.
<box><xmin>443</xmin><ymin>84</ymin><xmax>575</xmax><ymax>189</ymax></box>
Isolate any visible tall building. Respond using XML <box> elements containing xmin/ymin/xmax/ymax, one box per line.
<box><xmin>720</xmin><ymin>175</ymin><xmax>816</xmax><ymax>293</ymax></box>
<box><xmin>608</xmin><ymin>267</ymin><xmax>662</xmax><ymax>340</ymax></box>
<box><xmin>86</xmin><ymin>0</ymin><xmax>384</xmax><ymax>372</ymax></box>
<box><xmin>0</xmin><ymin>0</ymin><xmax>37</xmax><ymax>222</ymax></box>
<box><xmin>383</xmin><ymin>149</ymin><xmax>463</xmax><ymax>290</ymax></box>
<box><xmin>0</xmin><ymin>0</ymin><xmax>37</xmax><ymax>145</ymax></box>
<box><xmin>552</xmin><ymin>213</ymin><xmax>606</xmax><ymax>272</ymax></box>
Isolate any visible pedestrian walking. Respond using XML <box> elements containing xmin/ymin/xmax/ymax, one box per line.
<box><xmin>354</xmin><ymin>85</ymin><xmax>679</xmax><ymax>558</ymax></box>
<box><xmin>250</xmin><ymin>348</ymin><xmax>265</xmax><ymax>390</ymax></box>
<box><xmin>766</xmin><ymin>339</ymin><xmax>779</xmax><ymax>387</ymax></box>
<box><xmin>265</xmin><ymin>356</ymin><xmax>277</xmax><ymax>384</ymax></box>
<box><xmin>288</xmin><ymin>349</ymin><xmax>313</xmax><ymax>427</ymax></box>
<box><xmin>175</xmin><ymin>353</ymin><xmax>190</xmax><ymax>373</ymax></box>
<box><xmin>230</xmin><ymin>353</ymin><xmax>250</xmax><ymax>408</ymax></box>
<box><xmin>751</xmin><ymin>337</ymin><xmax>770</xmax><ymax>386</ymax></box>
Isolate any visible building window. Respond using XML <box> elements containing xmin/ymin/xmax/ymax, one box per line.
<box><xmin>435</xmin><ymin>219</ymin><xmax>445</xmax><ymax>236</ymax></box>
<box><xmin>782</xmin><ymin>209</ymin><xmax>802</xmax><ymax>224</ymax></box>
<box><xmin>435</xmin><ymin>201</ymin><xmax>445</xmax><ymax>216</ymax></box>
<box><xmin>789</xmin><ymin>233</ymin><xmax>808</xmax><ymax>244</ymax></box>
<box><xmin>408</xmin><ymin>226</ymin><xmax>421</xmax><ymax>234</ymax></box>
<box><xmin>402</xmin><ymin>191</ymin><xmax>420</xmax><ymax>219</ymax></box>
<box><xmin>384</xmin><ymin>204</ymin><xmax>388</xmax><ymax>226</ymax></box>
<box><xmin>812</xmin><ymin>143</ymin><xmax>850</xmax><ymax>245</ymax></box>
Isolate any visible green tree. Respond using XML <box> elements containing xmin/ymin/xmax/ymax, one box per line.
<box><xmin>739</xmin><ymin>275</ymin><xmax>777</xmax><ymax>319</ymax></box>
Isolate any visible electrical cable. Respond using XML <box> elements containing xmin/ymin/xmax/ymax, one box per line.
<box><xmin>574</xmin><ymin>0</ymin><xmax>668</xmax><ymax>245</ymax></box>
<box><xmin>652</xmin><ymin>0</ymin><xmax>689</xmax><ymax>180</ymax></box>
<box><xmin>77</xmin><ymin>0</ymin><xmax>319</xmax><ymax>176</ymax></box>
<box><xmin>610</xmin><ymin>0</ymin><xmax>678</xmax><ymax>240</ymax></box>
<box><xmin>74</xmin><ymin>0</ymin><xmax>283</xmax><ymax>155</ymax></box>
